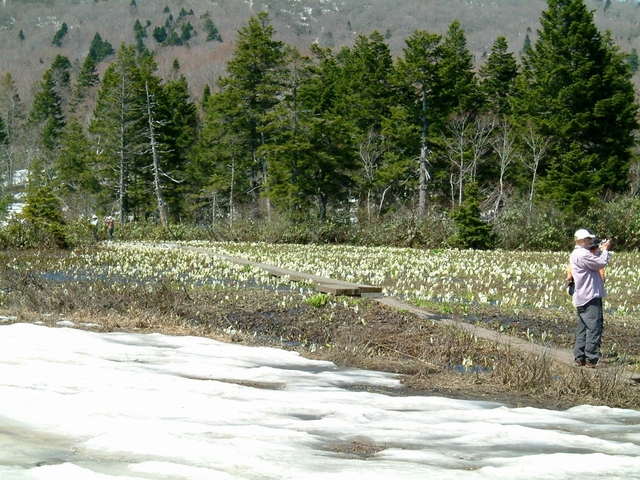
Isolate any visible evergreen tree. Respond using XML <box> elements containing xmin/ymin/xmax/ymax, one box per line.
<box><xmin>0</xmin><ymin>73</ymin><xmax>24</xmax><ymax>189</ymax></box>
<box><xmin>180</xmin><ymin>22</ymin><xmax>194</xmax><ymax>44</ymax></box>
<box><xmin>0</xmin><ymin>116</ymin><xmax>7</xmax><ymax>146</ymax></box>
<box><xmin>28</xmin><ymin>69</ymin><xmax>66</xmax><ymax>150</ymax></box>
<box><xmin>90</xmin><ymin>44</ymin><xmax>146</xmax><ymax>223</ymax></box>
<box><xmin>394</xmin><ymin>22</ymin><xmax>482</xmax><ymax>212</ymax></box>
<box><xmin>153</xmin><ymin>26</ymin><xmax>168</xmax><ymax>43</ymax></box>
<box><xmin>74</xmin><ymin>55</ymin><xmax>99</xmax><ymax>102</ymax></box>
<box><xmin>203</xmin><ymin>17</ymin><xmax>222</xmax><ymax>42</ymax></box>
<box><xmin>395</xmin><ymin>29</ymin><xmax>443</xmax><ymax>214</ymax></box>
<box><xmin>334</xmin><ymin>31</ymin><xmax>402</xmax><ymax>219</ymax></box>
<box><xmin>478</xmin><ymin>36</ymin><xmax>518</xmax><ymax>116</ymax></box>
<box><xmin>436</xmin><ymin>20</ymin><xmax>481</xmax><ymax>116</ymax></box>
<box><xmin>52</xmin><ymin>22</ymin><xmax>68</xmax><ymax>47</ymax></box>
<box><xmin>259</xmin><ymin>48</ymin><xmax>323</xmax><ymax>218</ymax></box>
<box><xmin>450</xmin><ymin>182</ymin><xmax>496</xmax><ymax>249</ymax></box>
<box><xmin>21</xmin><ymin>161</ymin><xmax>68</xmax><ymax>248</ymax></box>
<box><xmin>0</xmin><ymin>116</ymin><xmax>8</xmax><ymax>189</ymax></box>
<box><xmin>516</xmin><ymin>0</ymin><xmax>638</xmax><ymax>213</ymax></box>
<box><xmin>164</xmin><ymin>30</ymin><xmax>182</xmax><ymax>46</ymax></box>
<box><xmin>202</xmin><ymin>84</ymin><xmax>211</xmax><ymax>107</ymax></box>
<box><xmin>133</xmin><ymin>19</ymin><xmax>147</xmax><ymax>53</ymax></box>
<box><xmin>284</xmin><ymin>44</ymin><xmax>357</xmax><ymax>219</ymax></box>
<box><xmin>625</xmin><ymin>48</ymin><xmax>639</xmax><ymax>74</ymax></box>
<box><xmin>18</xmin><ymin>29</ymin><xmax>24</xmax><ymax>41</ymax></box>
<box><xmin>156</xmin><ymin>73</ymin><xmax>198</xmax><ymax>222</ymax></box>
<box><xmin>201</xmin><ymin>12</ymin><xmax>286</xmax><ymax>215</ymax></box>
<box><xmin>55</xmin><ymin>118</ymin><xmax>99</xmax><ymax>217</ymax></box>
<box><xmin>88</xmin><ymin>32</ymin><xmax>115</xmax><ymax>63</ymax></box>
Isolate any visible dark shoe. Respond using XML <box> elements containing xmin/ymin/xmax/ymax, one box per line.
<box><xmin>585</xmin><ymin>361</ymin><xmax>598</xmax><ymax>369</ymax></box>
<box><xmin>574</xmin><ymin>359</ymin><xmax>586</xmax><ymax>367</ymax></box>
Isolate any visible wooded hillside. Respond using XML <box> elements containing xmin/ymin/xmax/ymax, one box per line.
<box><xmin>1</xmin><ymin>0</ymin><xmax>640</xmax><ymax>252</ymax></box>
<box><xmin>1</xmin><ymin>0</ymin><xmax>640</xmax><ymax>105</ymax></box>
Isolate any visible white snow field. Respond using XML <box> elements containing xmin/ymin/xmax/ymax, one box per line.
<box><xmin>1</xmin><ymin>322</ymin><xmax>640</xmax><ymax>479</ymax></box>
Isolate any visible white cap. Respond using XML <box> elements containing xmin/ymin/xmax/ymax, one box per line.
<box><xmin>574</xmin><ymin>228</ymin><xmax>595</xmax><ymax>240</ymax></box>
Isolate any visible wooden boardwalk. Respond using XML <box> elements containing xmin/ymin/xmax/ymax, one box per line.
<box><xmin>178</xmin><ymin>244</ymin><xmax>639</xmax><ymax>382</ymax></box>
<box><xmin>183</xmin><ymin>245</ymin><xmax>384</xmax><ymax>297</ymax></box>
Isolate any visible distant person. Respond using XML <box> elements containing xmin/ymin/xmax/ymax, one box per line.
<box><xmin>569</xmin><ymin>229</ymin><xmax>611</xmax><ymax>368</ymax></box>
<box><xmin>104</xmin><ymin>215</ymin><xmax>115</xmax><ymax>241</ymax></box>
<box><xmin>90</xmin><ymin>214</ymin><xmax>99</xmax><ymax>241</ymax></box>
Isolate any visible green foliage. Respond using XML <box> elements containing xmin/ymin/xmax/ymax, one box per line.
<box><xmin>479</xmin><ymin>36</ymin><xmax>518</xmax><ymax>116</ymax></box>
<box><xmin>515</xmin><ymin>0</ymin><xmax>638</xmax><ymax>215</ymax></box>
<box><xmin>180</xmin><ymin>22</ymin><xmax>194</xmax><ymax>44</ymax></box>
<box><xmin>491</xmin><ymin>196</ymin><xmax>571</xmax><ymax>251</ymax></box>
<box><xmin>153</xmin><ymin>26</ymin><xmax>167</xmax><ymax>43</ymax></box>
<box><xmin>579</xmin><ymin>196</ymin><xmax>640</xmax><ymax>250</ymax></box>
<box><xmin>28</xmin><ymin>61</ymin><xmax>68</xmax><ymax>150</ymax></box>
<box><xmin>306</xmin><ymin>293</ymin><xmax>329</xmax><ymax>308</ymax></box>
<box><xmin>51</xmin><ymin>22</ymin><xmax>68</xmax><ymax>47</ymax></box>
<box><xmin>88</xmin><ymin>32</ymin><xmax>115</xmax><ymax>63</ymax></box>
<box><xmin>203</xmin><ymin>17</ymin><xmax>222</xmax><ymax>42</ymax></box>
<box><xmin>0</xmin><ymin>116</ymin><xmax>7</xmax><ymax>146</ymax></box>
<box><xmin>18</xmin><ymin>29</ymin><xmax>25</xmax><ymax>41</ymax></box>
<box><xmin>450</xmin><ymin>183</ymin><xmax>496</xmax><ymax>250</ymax></box>
<box><xmin>74</xmin><ymin>55</ymin><xmax>99</xmax><ymax>101</ymax></box>
<box><xmin>625</xmin><ymin>48</ymin><xmax>640</xmax><ymax>74</ymax></box>
<box><xmin>19</xmin><ymin>166</ymin><xmax>68</xmax><ymax>248</ymax></box>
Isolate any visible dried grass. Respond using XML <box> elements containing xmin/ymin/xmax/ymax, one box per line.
<box><xmin>1</xmin><ymin>265</ymin><xmax>638</xmax><ymax>410</ymax></box>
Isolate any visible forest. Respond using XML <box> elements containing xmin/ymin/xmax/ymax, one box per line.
<box><xmin>1</xmin><ymin>0</ymin><xmax>640</xmax><ymax>251</ymax></box>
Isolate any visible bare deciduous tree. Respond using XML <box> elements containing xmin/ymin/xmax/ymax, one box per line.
<box><xmin>490</xmin><ymin>117</ymin><xmax>518</xmax><ymax>215</ymax></box>
<box><xmin>443</xmin><ymin>112</ymin><xmax>473</xmax><ymax>207</ymax></box>
<box><xmin>521</xmin><ymin>120</ymin><xmax>551</xmax><ymax>217</ymax></box>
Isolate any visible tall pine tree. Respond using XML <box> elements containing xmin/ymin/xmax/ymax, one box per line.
<box><xmin>516</xmin><ymin>0</ymin><xmax>638</xmax><ymax>213</ymax></box>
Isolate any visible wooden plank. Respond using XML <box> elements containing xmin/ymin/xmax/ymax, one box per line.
<box><xmin>181</xmin><ymin>245</ymin><xmax>382</xmax><ymax>297</ymax></box>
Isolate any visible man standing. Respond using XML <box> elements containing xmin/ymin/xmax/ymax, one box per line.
<box><xmin>104</xmin><ymin>216</ymin><xmax>115</xmax><ymax>241</ymax></box>
<box><xmin>90</xmin><ymin>215</ymin><xmax>99</xmax><ymax>241</ymax></box>
<box><xmin>570</xmin><ymin>229</ymin><xmax>611</xmax><ymax>368</ymax></box>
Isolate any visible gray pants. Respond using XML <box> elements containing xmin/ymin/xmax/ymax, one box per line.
<box><xmin>574</xmin><ymin>297</ymin><xmax>603</xmax><ymax>364</ymax></box>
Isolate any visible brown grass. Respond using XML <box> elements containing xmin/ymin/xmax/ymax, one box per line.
<box><xmin>1</xmin><ymin>254</ymin><xmax>638</xmax><ymax>411</ymax></box>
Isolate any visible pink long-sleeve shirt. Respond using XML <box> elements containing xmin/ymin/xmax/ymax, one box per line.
<box><xmin>569</xmin><ymin>246</ymin><xmax>610</xmax><ymax>307</ymax></box>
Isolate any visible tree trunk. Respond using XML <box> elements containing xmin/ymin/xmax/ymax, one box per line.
<box><xmin>145</xmin><ymin>82</ymin><xmax>168</xmax><ymax>228</ymax></box>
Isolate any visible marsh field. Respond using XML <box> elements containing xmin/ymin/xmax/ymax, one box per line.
<box><xmin>1</xmin><ymin>242</ymin><xmax>639</xmax><ymax>410</ymax></box>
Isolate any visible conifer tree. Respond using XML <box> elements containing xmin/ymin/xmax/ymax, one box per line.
<box><xmin>333</xmin><ymin>31</ymin><xmax>397</xmax><ymax>219</ymax></box>
<box><xmin>52</xmin><ymin>22</ymin><xmax>68</xmax><ymax>47</ymax></box>
<box><xmin>88</xmin><ymin>32</ymin><xmax>115</xmax><ymax>63</ymax></box>
<box><xmin>156</xmin><ymin>73</ymin><xmax>198</xmax><ymax>222</ymax></box>
<box><xmin>203</xmin><ymin>16</ymin><xmax>222</xmax><ymax>42</ymax></box>
<box><xmin>55</xmin><ymin>118</ymin><xmax>99</xmax><ymax>217</ymax></box>
<box><xmin>0</xmin><ymin>116</ymin><xmax>7</xmax><ymax>147</ymax></box>
<box><xmin>0</xmin><ymin>73</ymin><xmax>24</xmax><ymax>188</ymax></box>
<box><xmin>0</xmin><ymin>116</ymin><xmax>8</xmax><ymax>185</ymax></box>
<box><xmin>436</xmin><ymin>20</ymin><xmax>481</xmax><ymax>116</ymax></box>
<box><xmin>516</xmin><ymin>0</ymin><xmax>638</xmax><ymax>213</ymax></box>
<box><xmin>479</xmin><ymin>36</ymin><xmax>518</xmax><ymax>116</ymax></box>
<box><xmin>395</xmin><ymin>29</ymin><xmax>443</xmax><ymax>215</ymax></box>
<box><xmin>450</xmin><ymin>182</ymin><xmax>496</xmax><ymax>250</ymax></box>
<box><xmin>74</xmin><ymin>55</ymin><xmax>100</xmax><ymax>102</ymax></box>
<box><xmin>202</xmin><ymin>12</ymin><xmax>286</xmax><ymax>215</ymax></box>
<box><xmin>28</xmin><ymin>70</ymin><xmax>66</xmax><ymax>150</ymax></box>
<box><xmin>21</xmin><ymin>161</ymin><xmax>68</xmax><ymax>248</ymax></box>
<box><xmin>90</xmin><ymin>44</ymin><xmax>146</xmax><ymax>223</ymax></box>
<box><xmin>202</xmin><ymin>84</ymin><xmax>211</xmax><ymax>107</ymax></box>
